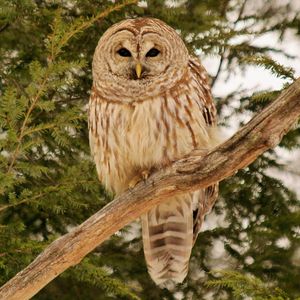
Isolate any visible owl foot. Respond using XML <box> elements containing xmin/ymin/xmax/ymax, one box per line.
<box><xmin>129</xmin><ymin>170</ymin><xmax>150</xmax><ymax>189</ymax></box>
<box><xmin>141</xmin><ymin>170</ymin><xmax>150</xmax><ymax>180</ymax></box>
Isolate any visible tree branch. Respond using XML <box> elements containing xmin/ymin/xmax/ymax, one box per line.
<box><xmin>1</xmin><ymin>78</ymin><xmax>300</xmax><ymax>300</ymax></box>
<box><xmin>211</xmin><ymin>53</ymin><xmax>225</xmax><ymax>88</ymax></box>
<box><xmin>0</xmin><ymin>23</ymin><xmax>9</xmax><ymax>34</ymax></box>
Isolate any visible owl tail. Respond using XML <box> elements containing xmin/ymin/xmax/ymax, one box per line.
<box><xmin>141</xmin><ymin>195</ymin><xmax>194</xmax><ymax>286</ymax></box>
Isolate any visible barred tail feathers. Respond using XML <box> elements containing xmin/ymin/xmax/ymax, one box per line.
<box><xmin>141</xmin><ymin>195</ymin><xmax>194</xmax><ymax>285</ymax></box>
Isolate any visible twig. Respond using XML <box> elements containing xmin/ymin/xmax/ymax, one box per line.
<box><xmin>0</xmin><ymin>23</ymin><xmax>9</xmax><ymax>34</ymax></box>
<box><xmin>211</xmin><ymin>54</ymin><xmax>225</xmax><ymax>88</ymax></box>
<box><xmin>234</xmin><ymin>0</ymin><xmax>248</xmax><ymax>24</ymax></box>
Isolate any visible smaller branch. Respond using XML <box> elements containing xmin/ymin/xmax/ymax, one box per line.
<box><xmin>220</xmin><ymin>0</ymin><xmax>231</xmax><ymax>17</ymax></box>
<box><xmin>5</xmin><ymin>76</ymin><xmax>31</xmax><ymax>100</ymax></box>
<box><xmin>22</xmin><ymin>115</ymin><xmax>82</xmax><ymax>136</ymax></box>
<box><xmin>48</xmin><ymin>0</ymin><xmax>138</xmax><ymax>60</ymax></box>
<box><xmin>212</xmin><ymin>0</ymin><xmax>248</xmax><ymax>89</ymax></box>
<box><xmin>0</xmin><ymin>180</ymin><xmax>98</xmax><ymax>213</ymax></box>
<box><xmin>0</xmin><ymin>23</ymin><xmax>9</xmax><ymax>34</ymax></box>
<box><xmin>0</xmin><ymin>199</ymin><xmax>33</xmax><ymax>213</ymax></box>
<box><xmin>211</xmin><ymin>54</ymin><xmax>225</xmax><ymax>88</ymax></box>
<box><xmin>234</xmin><ymin>0</ymin><xmax>248</xmax><ymax>24</ymax></box>
<box><xmin>7</xmin><ymin>72</ymin><xmax>51</xmax><ymax>174</ymax></box>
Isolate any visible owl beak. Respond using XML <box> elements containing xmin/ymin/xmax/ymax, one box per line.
<box><xmin>135</xmin><ymin>63</ymin><xmax>142</xmax><ymax>79</ymax></box>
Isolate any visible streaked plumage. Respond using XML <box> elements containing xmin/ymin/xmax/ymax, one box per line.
<box><xmin>89</xmin><ymin>18</ymin><xmax>220</xmax><ymax>285</ymax></box>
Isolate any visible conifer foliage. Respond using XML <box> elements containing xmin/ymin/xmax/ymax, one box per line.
<box><xmin>0</xmin><ymin>0</ymin><xmax>299</xmax><ymax>299</ymax></box>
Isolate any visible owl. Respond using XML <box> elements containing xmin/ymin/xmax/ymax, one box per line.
<box><xmin>89</xmin><ymin>18</ymin><xmax>220</xmax><ymax>286</ymax></box>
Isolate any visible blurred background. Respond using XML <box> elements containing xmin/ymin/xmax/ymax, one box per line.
<box><xmin>0</xmin><ymin>0</ymin><xmax>299</xmax><ymax>299</ymax></box>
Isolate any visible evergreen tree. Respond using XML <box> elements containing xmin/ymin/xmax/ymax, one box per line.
<box><xmin>0</xmin><ymin>0</ymin><xmax>299</xmax><ymax>299</ymax></box>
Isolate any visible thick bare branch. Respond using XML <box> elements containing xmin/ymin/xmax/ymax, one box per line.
<box><xmin>0</xmin><ymin>78</ymin><xmax>300</xmax><ymax>300</ymax></box>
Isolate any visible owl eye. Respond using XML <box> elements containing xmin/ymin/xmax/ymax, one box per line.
<box><xmin>117</xmin><ymin>48</ymin><xmax>132</xmax><ymax>57</ymax></box>
<box><xmin>146</xmin><ymin>48</ymin><xmax>160</xmax><ymax>57</ymax></box>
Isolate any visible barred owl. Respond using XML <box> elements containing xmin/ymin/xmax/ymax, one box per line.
<box><xmin>89</xmin><ymin>18</ymin><xmax>220</xmax><ymax>285</ymax></box>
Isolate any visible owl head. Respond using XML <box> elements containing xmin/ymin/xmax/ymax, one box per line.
<box><xmin>92</xmin><ymin>18</ymin><xmax>189</xmax><ymax>101</ymax></box>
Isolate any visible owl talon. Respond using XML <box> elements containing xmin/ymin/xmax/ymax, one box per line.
<box><xmin>129</xmin><ymin>170</ymin><xmax>150</xmax><ymax>189</ymax></box>
<box><xmin>129</xmin><ymin>176</ymin><xmax>141</xmax><ymax>189</ymax></box>
<box><xmin>142</xmin><ymin>170</ymin><xmax>150</xmax><ymax>180</ymax></box>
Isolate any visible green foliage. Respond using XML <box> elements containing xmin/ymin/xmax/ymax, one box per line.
<box><xmin>242</xmin><ymin>55</ymin><xmax>295</xmax><ymax>80</ymax></box>
<box><xmin>207</xmin><ymin>271</ymin><xmax>291</xmax><ymax>300</ymax></box>
<box><xmin>0</xmin><ymin>0</ymin><xmax>299</xmax><ymax>299</ymax></box>
<box><xmin>63</xmin><ymin>259</ymin><xmax>141</xmax><ymax>300</ymax></box>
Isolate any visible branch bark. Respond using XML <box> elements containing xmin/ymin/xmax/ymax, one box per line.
<box><xmin>1</xmin><ymin>78</ymin><xmax>300</xmax><ymax>300</ymax></box>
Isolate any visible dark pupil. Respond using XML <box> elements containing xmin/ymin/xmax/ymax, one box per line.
<box><xmin>146</xmin><ymin>48</ymin><xmax>160</xmax><ymax>57</ymax></box>
<box><xmin>117</xmin><ymin>48</ymin><xmax>131</xmax><ymax>57</ymax></box>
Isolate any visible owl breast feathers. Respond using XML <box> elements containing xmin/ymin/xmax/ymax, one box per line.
<box><xmin>89</xmin><ymin>17</ymin><xmax>220</xmax><ymax>286</ymax></box>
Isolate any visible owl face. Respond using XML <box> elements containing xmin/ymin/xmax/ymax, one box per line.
<box><xmin>105</xmin><ymin>29</ymin><xmax>177</xmax><ymax>80</ymax></box>
<box><xmin>93</xmin><ymin>18</ymin><xmax>189</xmax><ymax>100</ymax></box>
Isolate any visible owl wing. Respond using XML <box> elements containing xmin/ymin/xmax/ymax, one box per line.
<box><xmin>188</xmin><ymin>56</ymin><xmax>219</xmax><ymax>243</ymax></box>
<box><xmin>188</xmin><ymin>56</ymin><xmax>217</xmax><ymax>126</ymax></box>
<box><xmin>192</xmin><ymin>185</ymin><xmax>219</xmax><ymax>243</ymax></box>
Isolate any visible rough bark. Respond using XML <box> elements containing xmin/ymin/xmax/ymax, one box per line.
<box><xmin>0</xmin><ymin>78</ymin><xmax>300</xmax><ymax>300</ymax></box>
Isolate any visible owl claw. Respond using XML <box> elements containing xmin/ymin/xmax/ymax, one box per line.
<box><xmin>129</xmin><ymin>170</ymin><xmax>150</xmax><ymax>189</ymax></box>
<box><xmin>129</xmin><ymin>176</ymin><xmax>140</xmax><ymax>189</ymax></box>
<box><xmin>141</xmin><ymin>170</ymin><xmax>150</xmax><ymax>180</ymax></box>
